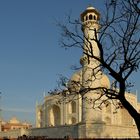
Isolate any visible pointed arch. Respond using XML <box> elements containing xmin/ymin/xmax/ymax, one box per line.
<box><xmin>49</xmin><ymin>105</ymin><xmax>61</xmax><ymax>126</ymax></box>
<box><xmin>89</xmin><ymin>14</ymin><xmax>93</xmax><ymax>20</ymax></box>
<box><xmin>69</xmin><ymin>101</ymin><xmax>76</xmax><ymax>114</ymax></box>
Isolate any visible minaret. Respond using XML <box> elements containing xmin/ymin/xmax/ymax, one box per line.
<box><xmin>80</xmin><ymin>6</ymin><xmax>103</xmax><ymax>123</ymax></box>
<box><xmin>81</xmin><ymin>5</ymin><xmax>100</xmax><ymax>59</ymax></box>
<box><xmin>80</xmin><ymin>6</ymin><xmax>101</xmax><ymax>89</ymax></box>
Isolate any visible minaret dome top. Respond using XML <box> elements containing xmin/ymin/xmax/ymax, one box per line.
<box><xmin>87</xmin><ymin>5</ymin><xmax>95</xmax><ymax>10</ymax></box>
<box><xmin>80</xmin><ymin>5</ymin><xmax>100</xmax><ymax>22</ymax></box>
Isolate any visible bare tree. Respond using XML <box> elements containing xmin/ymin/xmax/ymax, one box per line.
<box><xmin>51</xmin><ymin>0</ymin><xmax>140</xmax><ymax>136</ymax></box>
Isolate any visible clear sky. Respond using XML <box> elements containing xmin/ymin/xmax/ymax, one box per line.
<box><xmin>0</xmin><ymin>0</ymin><xmax>140</xmax><ymax>126</ymax></box>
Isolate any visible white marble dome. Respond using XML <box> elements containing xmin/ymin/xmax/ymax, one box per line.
<box><xmin>86</xmin><ymin>6</ymin><xmax>96</xmax><ymax>10</ymax></box>
<box><xmin>68</xmin><ymin>69</ymin><xmax>110</xmax><ymax>93</ymax></box>
<box><xmin>85</xmin><ymin>72</ymin><xmax>110</xmax><ymax>90</ymax></box>
<box><xmin>100</xmin><ymin>73</ymin><xmax>110</xmax><ymax>89</ymax></box>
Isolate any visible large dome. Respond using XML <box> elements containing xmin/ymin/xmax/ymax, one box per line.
<box><xmin>100</xmin><ymin>73</ymin><xmax>110</xmax><ymax>89</ymax></box>
<box><xmin>68</xmin><ymin>69</ymin><xmax>110</xmax><ymax>93</ymax></box>
<box><xmin>86</xmin><ymin>72</ymin><xmax>110</xmax><ymax>89</ymax></box>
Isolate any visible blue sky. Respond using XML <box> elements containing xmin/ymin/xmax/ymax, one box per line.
<box><xmin>0</xmin><ymin>0</ymin><xmax>140</xmax><ymax>126</ymax></box>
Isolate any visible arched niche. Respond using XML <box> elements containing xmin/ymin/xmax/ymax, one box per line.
<box><xmin>49</xmin><ymin>105</ymin><xmax>61</xmax><ymax>126</ymax></box>
<box><xmin>69</xmin><ymin>117</ymin><xmax>76</xmax><ymax>124</ymax></box>
<box><xmin>94</xmin><ymin>15</ymin><xmax>96</xmax><ymax>20</ymax></box>
<box><xmin>69</xmin><ymin>101</ymin><xmax>76</xmax><ymax>114</ymax></box>
<box><xmin>89</xmin><ymin>14</ymin><xmax>93</xmax><ymax>20</ymax></box>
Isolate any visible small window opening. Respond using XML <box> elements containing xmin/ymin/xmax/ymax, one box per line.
<box><xmin>89</xmin><ymin>14</ymin><xmax>93</xmax><ymax>20</ymax></box>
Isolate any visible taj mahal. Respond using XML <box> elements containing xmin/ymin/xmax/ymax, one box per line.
<box><xmin>35</xmin><ymin>6</ymin><xmax>140</xmax><ymax>138</ymax></box>
<box><xmin>0</xmin><ymin>5</ymin><xmax>140</xmax><ymax>139</ymax></box>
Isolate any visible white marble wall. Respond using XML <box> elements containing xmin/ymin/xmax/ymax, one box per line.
<box><xmin>0</xmin><ymin>123</ymin><xmax>138</xmax><ymax>139</ymax></box>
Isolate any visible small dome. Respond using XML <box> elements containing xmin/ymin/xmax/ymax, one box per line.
<box><xmin>81</xmin><ymin>5</ymin><xmax>100</xmax><ymax>22</ymax></box>
<box><xmin>9</xmin><ymin>117</ymin><xmax>20</xmax><ymax>124</ymax></box>
<box><xmin>86</xmin><ymin>6</ymin><xmax>95</xmax><ymax>10</ymax></box>
<box><xmin>68</xmin><ymin>69</ymin><xmax>82</xmax><ymax>93</ymax></box>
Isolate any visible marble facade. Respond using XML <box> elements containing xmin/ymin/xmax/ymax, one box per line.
<box><xmin>35</xmin><ymin>5</ymin><xmax>140</xmax><ymax>138</ymax></box>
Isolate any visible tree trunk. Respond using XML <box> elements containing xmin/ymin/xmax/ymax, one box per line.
<box><xmin>120</xmin><ymin>96</ymin><xmax>140</xmax><ymax>137</ymax></box>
